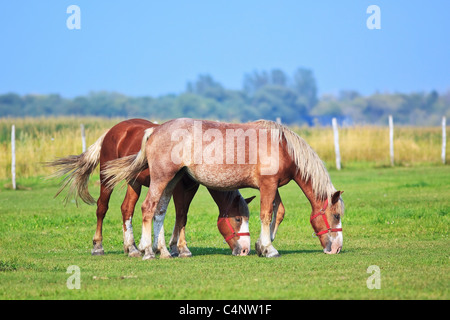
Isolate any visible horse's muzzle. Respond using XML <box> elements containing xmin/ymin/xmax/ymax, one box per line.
<box><xmin>323</xmin><ymin>237</ymin><xmax>342</xmax><ymax>254</ymax></box>
<box><xmin>232</xmin><ymin>244</ymin><xmax>250</xmax><ymax>256</ymax></box>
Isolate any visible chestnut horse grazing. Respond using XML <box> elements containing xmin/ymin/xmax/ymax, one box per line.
<box><xmin>103</xmin><ymin>118</ymin><xmax>344</xmax><ymax>259</ymax></box>
<box><xmin>47</xmin><ymin>119</ymin><xmax>257</xmax><ymax>257</ymax></box>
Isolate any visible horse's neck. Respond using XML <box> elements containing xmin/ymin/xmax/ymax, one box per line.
<box><xmin>207</xmin><ymin>189</ymin><xmax>240</xmax><ymax>216</ymax></box>
<box><xmin>293</xmin><ymin>171</ymin><xmax>325</xmax><ymax>212</ymax></box>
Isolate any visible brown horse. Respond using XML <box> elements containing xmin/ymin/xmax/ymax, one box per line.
<box><xmin>103</xmin><ymin>118</ymin><xmax>344</xmax><ymax>259</ymax></box>
<box><xmin>47</xmin><ymin>119</ymin><xmax>259</xmax><ymax>257</ymax></box>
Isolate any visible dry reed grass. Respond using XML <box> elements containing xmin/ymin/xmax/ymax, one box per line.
<box><xmin>0</xmin><ymin>117</ymin><xmax>119</xmax><ymax>180</ymax></box>
<box><xmin>293</xmin><ymin>125</ymin><xmax>447</xmax><ymax>167</ymax></box>
<box><xmin>0</xmin><ymin>117</ymin><xmax>447</xmax><ymax>180</ymax></box>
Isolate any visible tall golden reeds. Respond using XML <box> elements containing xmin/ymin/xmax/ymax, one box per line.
<box><xmin>0</xmin><ymin>117</ymin><xmax>447</xmax><ymax>181</ymax></box>
<box><xmin>293</xmin><ymin>125</ymin><xmax>448</xmax><ymax>167</ymax></box>
<box><xmin>0</xmin><ymin>117</ymin><xmax>119</xmax><ymax>180</ymax></box>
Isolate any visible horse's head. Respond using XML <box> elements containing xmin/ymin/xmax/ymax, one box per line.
<box><xmin>217</xmin><ymin>195</ymin><xmax>255</xmax><ymax>256</ymax></box>
<box><xmin>310</xmin><ymin>191</ymin><xmax>344</xmax><ymax>254</ymax></box>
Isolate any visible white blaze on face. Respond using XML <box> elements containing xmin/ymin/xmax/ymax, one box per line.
<box><xmin>237</xmin><ymin>218</ymin><xmax>251</xmax><ymax>255</ymax></box>
<box><xmin>333</xmin><ymin>221</ymin><xmax>343</xmax><ymax>246</ymax></box>
<box><xmin>325</xmin><ymin>221</ymin><xmax>343</xmax><ymax>254</ymax></box>
<box><xmin>325</xmin><ymin>197</ymin><xmax>344</xmax><ymax>254</ymax></box>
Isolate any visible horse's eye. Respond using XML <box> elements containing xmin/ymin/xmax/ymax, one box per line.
<box><xmin>234</xmin><ymin>217</ymin><xmax>241</xmax><ymax>222</ymax></box>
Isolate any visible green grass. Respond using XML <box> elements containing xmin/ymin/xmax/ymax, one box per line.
<box><xmin>0</xmin><ymin>166</ymin><xmax>449</xmax><ymax>299</ymax></box>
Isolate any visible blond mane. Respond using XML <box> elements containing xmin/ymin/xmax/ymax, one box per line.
<box><xmin>255</xmin><ymin>120</ymin><xmax>336</xmax><ymax>200</ymax></box>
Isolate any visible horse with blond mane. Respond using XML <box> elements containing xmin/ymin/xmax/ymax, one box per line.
<box><xmin>103</xmin><ymin>118</ymin><xmax>344</xmax><ymax>259</ymax></box>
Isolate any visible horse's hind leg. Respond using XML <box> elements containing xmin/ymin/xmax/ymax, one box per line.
<box><xmin>121</xmin><ymin>183</ymin><xmax>142</xmax><ymax>257</ymax></box>
<box><xmin>153</xmin><ymin>173</ymin><xmax>185</xmax><ymax>259</ymax></box>
<box><xmin>151</xmin><ymin>187</ymin><xmax>173</xmax><ymax>259</ymax></box>
<box><xmin>270</xmin><ymin>190</ymin><xmax>285</xmax><ymax>242</ymax></box>
<box><xmin>92</xmin><ymin>184</ymin><xmax>112</xmax><ymax>255</ymax></box>
<box><xmin>140</xmin><ymin>173</ymin><xmax>183</xmax><ymax>260</ymax></box>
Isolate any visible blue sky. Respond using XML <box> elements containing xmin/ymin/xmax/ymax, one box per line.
<box><xmin>1</xmin><ymin>0</ymin><xmax>449</xmax><ymax>98</ymax></box>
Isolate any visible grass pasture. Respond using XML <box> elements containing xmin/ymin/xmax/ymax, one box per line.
<box><xmin>0</xmin><ymin>166</ymin><xmax>448</xmax><ymax>300</ymax></box>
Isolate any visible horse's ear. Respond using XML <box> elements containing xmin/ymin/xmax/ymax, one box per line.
<box><xmin>245</xmin><ymin>196</ymin><xmax>256</xmax><ymax>204</ymax></box>
<box><xmin>331</xmin><ymin>191</ymin><xmax>343</xmax><ymax>205</ymax></box>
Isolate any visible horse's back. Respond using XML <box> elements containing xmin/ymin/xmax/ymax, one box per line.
<box><xmin>103</xmin><ymin>119</ymin><xmax>155</xmax><ymax>158</ymax></box>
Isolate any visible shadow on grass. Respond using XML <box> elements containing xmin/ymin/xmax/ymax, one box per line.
<box><xmin>278</xmin><ymin>249</ymin><xmax>324</xmax><ymax>255</ymax></box>
<box><xmin>94</xmin><ymin>247</ymin><xmax>347</xmax><ymax>258</ymax></box>
<box><xmin>189</xmin><ymin>247</ymin><xmax>325</xmax><ymax>257</ymax></box>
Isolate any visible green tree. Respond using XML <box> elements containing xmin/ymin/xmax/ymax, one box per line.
<box><xmin>292</xmin><ymin>68</ymin><xmax>318</xmax><ymax>111</ymax></box>
<box><xmin>186</xmin><ymin>74</ymin><xmax>226</xmax><ymax>101</ymax></box>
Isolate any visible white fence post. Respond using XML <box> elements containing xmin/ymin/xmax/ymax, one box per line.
<box><xmin>389</xmin><ymin>115</ymin><xmax>394</xmax><ymax>166</ymax></box>
<box><xmin>11</xmin><ymin>125</ymin><xmax>16</xmax><ymax>190</ymax></box>
<box><xmin>442</xmin><ymin>116</ymin><xmax>447</xmax><ymax>164</ymax></box>
<box><xmin>332</xmin><ymin>118</ymin><xmax>341</xmax><ymax>170</ymax></box>
<box><xmin>81</xmin><ymin>124</ymin><xmax>86</xmax><ymax>153</ymax></box>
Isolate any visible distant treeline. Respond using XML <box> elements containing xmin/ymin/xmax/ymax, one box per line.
<box><xmin>1</xmin><ymin>68</ymin><xmax>449</xmax><ymax>125</ymax></box>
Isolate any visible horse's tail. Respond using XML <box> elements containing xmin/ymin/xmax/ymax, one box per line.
<box><xmin>102</xmin><ymin>128</ymin><xmax>154</xmax><ymax>190</ymax></box>
<box><xmin>46</xmin><ymin>130</ymin><xmax>109</xmax><ymax>205</ymax></box>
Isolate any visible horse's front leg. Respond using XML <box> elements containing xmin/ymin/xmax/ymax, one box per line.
<box><xmin>270</xmin><ymin>190</ymin><xmax>285</xmax><ymax>242</ymax></box>
<box><xmin>139</xmin><ymin>182</ymin><xmax>164</xmax><ymax>260</ymax></box>
<box><xmin>256</xmin><ymin>184</ymin><xmax>281</xmax><ymax>258</ymax></box>
<box><xmin>92</xmin><ymin>184</ymin><xmax>112</xmax><ymax>255</ymax></box>
<box><xmin>121</xmin><ymin>183</ymin><xmax>142</xmax><ymax>257</ymax></box>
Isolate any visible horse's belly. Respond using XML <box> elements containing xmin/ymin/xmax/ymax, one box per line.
<box><xmin>186</xmin><ymin>165</ymin><xmax>256</xmax><ymax>190</ymax></box>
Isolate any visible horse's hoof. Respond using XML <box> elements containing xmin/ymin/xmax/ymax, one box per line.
<box><xmin>137</xmin><ymin>243</ymin><xmax>145</xmax><ymax>253</ymax></box>
<box><xmin>128</xmin><ymin>249</ymin><xmax>142</xmax><ymax>258</ymax></box>
<box><xmin>142</xmin><ymin>253</ymin><xmax>155</xmax><ymax>260</ymax></box>
<box><xmin>170</xmin><ymin>245</ymin><xmax>179</xmax><ymax>257</ymax></box>
<box><xmin>124</xmin><ymin>244</ymin><xmax>141</xmax><ymax>257</ymax></box>
<box><xmin>255</xmin><ymin>240</ymin><xmax>263</xmax><ymax>257</ymax></box>
<box><xmin>178</xmin><ymin>247</ymin><xmax>192</xmax><ymax>258</ymax></box>
<box><xmin>255</xmin><ymin>241</ymin><xmax>280</xmax><ymax>258</ymax></box>
<box><xmin>142</xmin><ymin>248</ymin><xmax>155</xmax><ymax>260</ymax></box>
<box><xmin>157</xmin><ymin>247</ymin><xmax>173</xmax><ymax>259</ymax></box>
<box><xmin>266</xmin><ymin>251</ymin><xmax>281</xmax><ymax>258</ymax></box>
<box><xmin>159</xmin><ymin>252</ymin><xmax>173</xmax><ymax>259</ymax></box>
<box><xmin>179</xmin><ymin>252</ymin><xmax>192</xmax><ymax>258</ymax></box>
